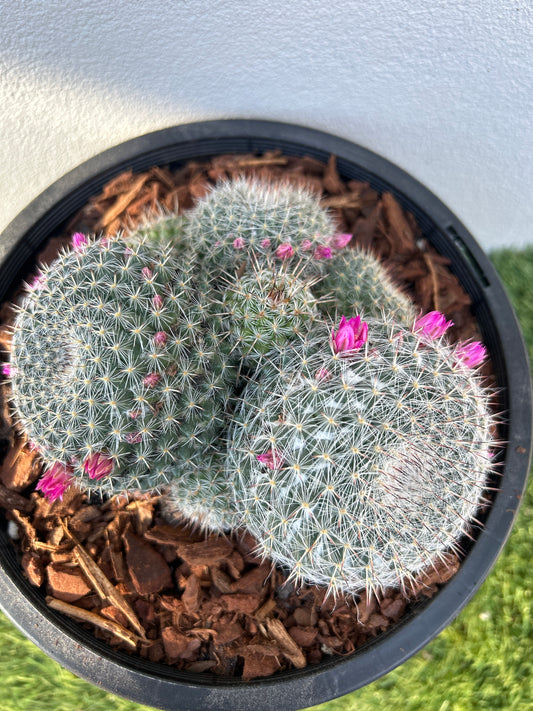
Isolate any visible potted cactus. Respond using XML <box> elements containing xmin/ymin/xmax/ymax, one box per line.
<box><xmin>0</xmin><ymin>120</ymin><xmax>530</xmax><ymax>711</ymax></box>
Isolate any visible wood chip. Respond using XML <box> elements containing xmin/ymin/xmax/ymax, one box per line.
<box><xmin>99</xmin><ymin>174</ymin><xmax>150</xmax><ymax>229</ymax></box>
<box><xmin>265</xmin><ymin>618</ymin><xmax>306</xmax><ymax>668</ymax></box>
<box><xmin>47</xmin><ymin>596</ymin><xmax>141</xmax><ymax>648</ymax></box>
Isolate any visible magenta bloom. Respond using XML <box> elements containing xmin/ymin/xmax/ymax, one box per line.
<box><xmin>126</xmin><ymin>432</ymin><xmax>143</xmax><ymax>444</ymax></box>
<box><xmin>153</xmin><ymin>331</ymin><xmax>168</xmax><ymax>347</ymax></box>
<box><xmin>330</xmin><ymin>233</ymin><xmax>352</xmax><ymax>249</ymax></box>
<box><xmin>28</xmin><ymin>271</ymin><xmax>46</xmax><ymax>291</ymax></box>
<box><xmin>313</xmin><ymin>245</ymin><xmax>333</xmax><ymax>260</ymax></box>
<box><xmin>83</xmin><ymin>452</ymin><xmax>114</xmax><ymax>480</ymax></box>
<box><xmin>275</xmin><ymin>243</ymin><xmax>295</xmax><ymax>259</ymax></box>
<box><xmin>413</xmin><ymin>311</ymin><xmax>453</xmax><ymax>340</ymax></box>
<box><xmin>257</xmin><ymin>449</ymin><xmax>284</xmax><ymax>470</ymax></box>
<box><xmin>36</xmin><ymin>463</ymin><xmax>74</xmax><ymax>502</ymax></box>
<box><xmin>300</xmin><ymin>239</ymin><xmax>313</xmax><ymax>252</ymax></box>
<box><xmin>142</xmin><ymin>267</ymin><xmax>153</xmax><ymax>280</ymax></box>
<box><xmin>143</xmin><ymin>372</ymin><xmax>161</xmax><ymax>388</ymax></box>
<box><xmin>71</xmin><ymin>232</ymin><xmax>88</xmax><ymax>253</ymax></box>
<box><xmin>152</xmin><ymin>294</ymin><xmax>164</xmax><ymax>311</ymax></box>
<box><xmin>233</xmin><ymin>237</ymin><xmax>246</xmax><ymax>249</ymax></box>
<box><xmin>453</xmin><ymin>341</ymin><xmax>487</xmax><ymax>368</ymax></box>
<box><xmin>331</xmin><ymin>315</ymin><xmax>368</xmax><ymax>354</ymax></box>
<box><xmin>260</xmin><ymin>238</ymin><xmax>271</xmax><ymax>248</ymax></box>
<box><xmin>2</xmin><ymin>363</ymin><xmax>13</xmax><ymax>377</ymax></box>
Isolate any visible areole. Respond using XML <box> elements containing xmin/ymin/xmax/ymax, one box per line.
<box><xmin>0</xmin><ymin>120</ymin><xmax>530</xmax><ymax>711</ymax></box>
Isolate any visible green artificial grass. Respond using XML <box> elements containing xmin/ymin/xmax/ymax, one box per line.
<box><xmin>0</xmin><ymin>248</ymin><xmax>532</xmax><ymax>711</ymax></box>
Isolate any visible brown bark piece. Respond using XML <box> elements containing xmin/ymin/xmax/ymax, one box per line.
<box><xmin>21</xmin><ymin>552</ymin><xmax>45</xmax><ymax>587</ymax></box>
<box><xmin>0</xmin><ymin>437</ymin><xmax>42</xmax><ymax>490</ymax></box>
<box><xmin>177</xmin><ymin>537</ymin><xmax>234</xmax><ymax>566</ymax></box>
<box><xmin>241</xmin><ymin>652</ymin><xmax>282</xmax><ymax>680</ymax></box>
<box><xmin>124</xmin><ymin>529</ymin><xmax>172</xmax><ymax>595</ymax></box>
<box><xmin>161</xmin><ymin>627</ymin><xmax>202</xmax><ymax>663</ymax></box>
<box><xmin>47</xmin><ymin>563</ymin><xmax>92</xmax><ymax>602</ymax></box>
<box><xmin>221</xmin><ymin>593</ymin><xmax>262</xmax><ymax>615</ymax></box>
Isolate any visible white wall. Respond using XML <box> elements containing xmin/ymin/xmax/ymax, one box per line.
<box><xmin>0</xmin><ymin>0</ymin><xmax>531</xmax><ymax>250</ymax></box>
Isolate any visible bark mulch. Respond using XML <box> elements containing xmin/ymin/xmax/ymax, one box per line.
<box><xmin>0</xmin><ymin>150</ymin><xmax>489</xmax><ymax>680</ymax></box>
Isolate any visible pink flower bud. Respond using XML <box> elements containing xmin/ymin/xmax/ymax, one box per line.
<box><xmin>413</xmin><ymin>311</ymin><xmax>453</xmax><ymax>340</ymax></box>
<box><xmin>214</xmin><ymin>240</ymin><xmax>222</xmax><ymax>247</ymax></box>
<box><xmin>233</xmin><ymin>237</ymin><xmax>246</xmax><ymax>249</ymax></box>
<box><xmin>257</xmin><ymin>449</ymin><xmax>284</xmax><ymax>470</ymax></box>
<box><xmin>331</xmin><ymin>315</ymin><xmax>368</xmax><ymax>354</ymax></box>
<box><xmin>128</xmin><ymin>409</ymin><xmax>142</xmax><ymax>419</ymax></box>
<box><xmin>126</xmin><ymin>432</ymin><xmax>143</xmax><ymax>444</ymax></box>
<box><xmin>315</xmin><ymin>368</ymin><xmax>332</xmax><ymax>382</ymax></box>
<box><xmin>2</xmin><ymin>363</ymin><xmax>13</xmax><ymax>377</ymax></box>
<box><xmin>275</xmin><ymin>243</ymin><xmax>295</xmax><ymax>259</ymax></box>
<box><xmin>36</xmin><ymin>463</ymin><xmax>74</xmax><ymax>502</ymax></box>
<box><xmin>313</xmin><ymin>245</ymin><xmax>333</xmax><ymax>260</ymax></box>
<box><xmin>300</xmin><ymin>239</ymin><xmax>313</xmax><ymax>252</ymax></box>
<box><xmin>330</xmin><ymin>233</ymin><xmax>352</xmax><ymax>249</ymax></box>
<box><xmin>143</xmin><ymin>372</ymin><xmax>161</xmax><ymax>388</ymax></box>
<box><xmin>71</xmin><ymin>232</ymin><xmax>88</xmax><ymax>253</ymax></box>
<box><xmin>83</xmin><ymin>452</ymin><xmax>114</xmax><ymax>480</ymax></box>
<box><xmin>152</xmin><ymin>294</ymin><xmax>164</xmax><ymax>311</ymax></box>
<box><xmin>142</xmin><ymin>267</ymin><xmax>153</xmax><ymax>280</ymax></box>
<box><xmin>260</xmin><ymin>238</ymin><xmax>271</xmax><ymax>248</ymax></box>
<box><xmin>453</xmin><ymin>341</ymin><xmax>487</xmax><ymax>368</ymax></box>
<box><xmin>153</xmin><ymin>331</ymin><xmax>168</xmax><ymax>347</ymax></box>
<box><xmin>28</xmin><ymin>271</ymin><xmax>46</xmax><ymax>291</ymax></box>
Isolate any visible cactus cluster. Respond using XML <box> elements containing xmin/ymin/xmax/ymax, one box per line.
<box><xmin>4</xmin><ymin>175</ymin><xmax>497</xmax><ymax>599</ymax></box>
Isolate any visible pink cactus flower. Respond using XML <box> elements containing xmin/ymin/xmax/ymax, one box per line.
<box><xmin>83</xmin><ymin>452</ymin><xmax>114</xmax><ymax>480</ymax></box>
<box><xmin>128</xmin><ymin>409</ymin><xmax>142</xmax><ymax>419</ymax></box>
<box><xmin>453</xmin><ymin>341</ymin><xmax>487</xmax><ymax>368</ymax></box>
<box><xmin>233</xmin><ymin>237</ymin><xmax>246</xmax><ymax>249</ymax></box>
<box><xmin>300</xmin><ymin>239</ymin><xmax>313</xmax><ymax>252</ymax></box>
<box><xmin>28</xmin><ymin>271</ymin><xmax>46</xmax><ymax>291</ymax></box>
<box><xmin>142</xmin><ymin>267</ymin><xmax>153</xmax><ymax>280</ymax></box>
<box><xmin>214</xmin><ymin>240</ymin><xmax>222</xmax><ymax>247</ymax></box>
<box><xmin>126</xmin><ymin>432</ymin><xmax>143</xmax><ymax>444</ymax></box>
<box><xmin>313</xmin><ymin>245</ymin><xmax>333</xmax><ymax>260</ymax></box>
<box><xmin>275</xmin><ymin>243</ymin><xmax>295</xmax><ymax>260</ymax></box>
<box><xmin>315</xmin><ymin>368</ymin><xmax>332</xmax><ymax>382</ymax></box>
<box><xmin>331</xmin><ymin>315</ymin><xmax>368</xmax><ymax>354</ymax></box>
<box><xmin>152</xmin><ymin>294</ymin><xmax>164</xmax><ymax>311</ymax></box>
<box><xmin>413</xmin><ymin>311</ymin><xmax>453</xmax><ymax>340</ymax></box>
<box><xmin>2</xmin><ymin>363</ymin><xmax>13</xmax><ymax>377</ymax></box>
<box><xmin>71</xmin><ymin>232</ymin><xmax>88</xmax><ymax>253</ymax></box>
<box><xmin>153</xmin><ymin>331</ymin><xmax>168</xmax><ymax>347</ymax></box>
<box><xmin>143</xmin><ymin>372</ymin><xmax>161</xmax><ymax>388</ymax></box>
<box><xmin>330</xmin><ymin>233</ymin><xmax>352</xmax><ymax>249</ymax></box>
<box><xmin>257</xmin><ymin>449</ymin><xmax>284</xmax><ymax>470</ymax></box>
<box><xmin>260</xmin><ymin>238</ymin><xmax>271</xmax><ymax>248</ymax></box>
<box><xmin>36</xmin><ymin>463</ymin><xmax>74</xmax><ymax>502</ymax></box>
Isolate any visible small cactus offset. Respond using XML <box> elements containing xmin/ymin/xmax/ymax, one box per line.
<box><xmin>227</xmin><ymin>312</ymin><xmax>496</xmax><ymax>598</ymax></box>
<box><xmin>183</xmin><ymin>177</ymin><xmax>339</xmax><ymax>280</ymax></box>
<box><xmin>219</xmin><ymin>258</ymin><xmax>321</xmax><ymax>360</ymax></box>
<box><xmin>316</xmin><ymin>246</ymin><xmax>416</xmax><ymax>325</ymax></box>
<box><xmin>162</xmin><ymin>450</ymin><xmax>237</xmax><ymax>534</ymax></box>
<box><xmin>8</xmin><ymin>233</ymin><xmax>237</xmax><ymax>498</ymax></box>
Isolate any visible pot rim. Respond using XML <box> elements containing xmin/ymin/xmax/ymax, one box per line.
<box><xmin>0</xmin><ymin>119</ymin><xmax>530</xmax><ymax>711</ymax></box>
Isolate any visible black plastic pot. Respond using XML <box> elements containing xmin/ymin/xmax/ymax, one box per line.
<box><xmin>0</xmin><ymin>120</ymin><xmax>531</xmax><ymax>711</ymax></box>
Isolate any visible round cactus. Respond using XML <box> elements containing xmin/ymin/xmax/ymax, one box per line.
<box><xmin>219</xmin><ymin>260</ymin><xmax>321</xmax><ymax>360</ymax></box>
<box><xmin>161</xmin><ymin>451</ymin><xmax>237</xmax><ymax>534</ymax></box>
<box><xmin>183</xmin><ymin>177</ymin><xmax>338</xmax><ymax>280</ymax></box>
<box><xmin>316</xmin><ymin>246</ymin><xmax>416</xmax><ymax>325</ymax></box>
<box><xmin>8</xmin><ymin>233</ymin><xmax>237</xmax><ymax>498</ymax></box>
<box><xmin>227</xmin><ymin>314</ymin><xmax>495</xmax><ymax>598</ymax></box>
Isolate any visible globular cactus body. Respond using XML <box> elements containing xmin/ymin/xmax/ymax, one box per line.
<box><xmin>9</xmin><ymin>235</ymin><xmax>237</xmax><ymax>496</ymax></box>
<box><xmin>184</xmin><ymin>177</ymin><xmax>337</xmax><ymax>280</ymax></box>
<box><xmin>317</xmin><ymin>247</ymin><xmax>415</xmax><ymax>325</ymax></box>
<box><xmin>227</xmin><ymin>318</ymin><xmax>495</xmax><ymax>597</ymax></box>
